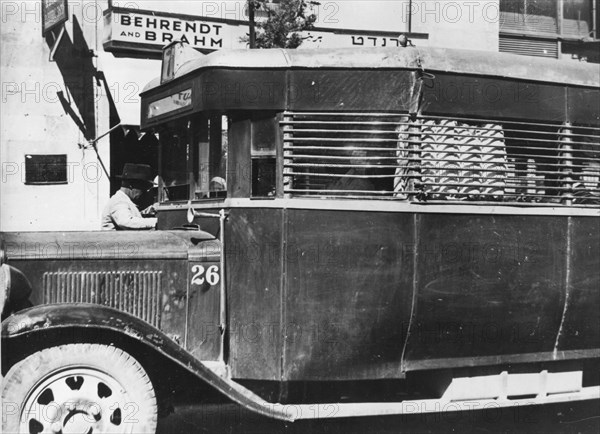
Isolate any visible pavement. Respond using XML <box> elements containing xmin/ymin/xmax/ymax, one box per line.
<box><xmin>157</xmin><ymin>399</ymin><xmax>600</xmax><ymax>433</ymax></box>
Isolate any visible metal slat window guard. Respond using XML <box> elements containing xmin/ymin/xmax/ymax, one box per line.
<box><xmin>282</xmin><ymin>112</ymin><xmax>600</xmax><ymax>206</ymax></box>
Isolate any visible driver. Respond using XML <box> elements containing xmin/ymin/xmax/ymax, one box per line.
<box><xmin>101</xmin><ymin>163</ymin><xmax>158</xmax><ymax>230</ymax></box>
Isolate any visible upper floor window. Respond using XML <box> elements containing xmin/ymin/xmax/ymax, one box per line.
<box><xmin>500</xmin><ymin>0</ymin><xmax>596</xmax><ymax>37</ymax></box>
<box><xmin>499</xmin><ymin>0</ymin><xmax>598</xmax><ymax>60</ymax></box>
<box><xmin>500</xmin><ymin>0</ymin><xmax>558</xmax><ymax>34</ymax></box>
<box><xmin>562</xmin><ymin>0</ymin><xmax>594</xmax><ymax>37</ymax></box>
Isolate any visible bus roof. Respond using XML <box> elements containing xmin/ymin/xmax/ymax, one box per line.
<box><xmin>143</xmin><ymin>46</ymin><xmax>599</xmax><ymax>93</ymax></box>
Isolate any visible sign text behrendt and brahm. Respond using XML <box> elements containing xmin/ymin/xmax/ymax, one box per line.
<box><xmin>103</xmin><ymin>7</ymin><xmax>428</xmax><ymax>56</ymax></box>
<box><xmin>103</xmin><ymin>8</ymin><xmax>244</xmax><ymax>54</ymax></box>
<box><xmin>118</xmin><ymin>14</ymin><xmax>227</xmax><ymax>48</ymax></box>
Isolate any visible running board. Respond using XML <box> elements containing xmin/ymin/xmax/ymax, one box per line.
<box><xmin>213</xmin><ymin>369</ymin><xmax>599</xmax><ymax>421</ymax></box>
<box><xmin>285</xmin><ymin>385</ymin><xmax>600</xmax><ymax>420</ymax></box>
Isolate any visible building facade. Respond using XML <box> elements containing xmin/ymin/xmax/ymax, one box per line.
<box><xmin>1</xmin><ymin>0</ymin><xmax>111</xmax><ymax>231</ymax></box>
<box><xmin>1</xmin><ymin>0</ymin><xmax>597</xmax><ymax>231</ymax></box>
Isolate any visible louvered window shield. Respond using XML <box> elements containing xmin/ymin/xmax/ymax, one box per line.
<box><xmin>282</xmin><ymin>112</ymin><xmax>600</xmax><ymax>207</ymax></box>
<box><xmin>499</xmin><ymin>35</ymin><xmax>558</xmax><ymax>58</ymax></box>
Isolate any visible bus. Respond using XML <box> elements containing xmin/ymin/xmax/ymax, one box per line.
<box><xmin>2</xmin><ymin>45</ymin><xmax>599</xmax><ymax>433</ymax></box>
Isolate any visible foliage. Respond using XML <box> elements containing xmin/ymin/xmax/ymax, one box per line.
<box><xmin>244</xmin><ymin>0</ymin><xmax>318</xmax><ymax>49</ymax></box>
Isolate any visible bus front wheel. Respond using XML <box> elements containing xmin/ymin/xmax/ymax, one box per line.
<box><xmin>2</xmin><ymin>343</ymin><xmax>157</xmax><ymax>434</ymax></box>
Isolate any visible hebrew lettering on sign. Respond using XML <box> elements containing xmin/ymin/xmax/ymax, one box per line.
<box><xmin>351</xmin><ymin>36</ymin><xmax>364</xmax><ymax>46</ymax></box>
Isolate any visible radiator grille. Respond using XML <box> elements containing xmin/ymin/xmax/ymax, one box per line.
<box><xmin>43</xmin><ymin>271</ymin><xmax>162</xmax><ymax>327</ymax></box>
<box><xmin>282</xmin><ymin>112</ymin><xmax>600</xmax><ymax>206</ymax></box>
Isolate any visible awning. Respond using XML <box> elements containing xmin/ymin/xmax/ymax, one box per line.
<box><xmin>97</xmin><ymin>52</ymin><xmax>160</xmax><ymax>126</ymax></box>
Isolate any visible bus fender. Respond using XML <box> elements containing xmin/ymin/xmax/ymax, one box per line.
<box><xmin>2</xmin><ymin>304</ymin><xmax>295</xmax><ymax>422</ymax></box>
<box><xmin>0</xmin><ymin>264</ymin><xmax>33</xmax><ymax>320</ymax></box>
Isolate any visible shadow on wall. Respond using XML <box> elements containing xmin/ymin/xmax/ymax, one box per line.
<box><xmin>45</xmin><ymin>15</ymin><xmax>97</xmax><ymax>141</ymax></box>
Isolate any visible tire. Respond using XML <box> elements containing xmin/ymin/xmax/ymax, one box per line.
<box><xmin>2</xmin><ymin>343</ymin><xmax>157</xmax><ymax>434</ymax></box>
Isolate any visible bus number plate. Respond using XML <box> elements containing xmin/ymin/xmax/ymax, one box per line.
<box><xmin>190</xmin><ymin>264</ymin><xmax>220</xmax><ymax>286</ymax></box>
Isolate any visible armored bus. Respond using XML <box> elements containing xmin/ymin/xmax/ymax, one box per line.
<box><xmin>2</xmin><ymin>46</ymin><xmax>599</xmax><ymax>433</ymax></box>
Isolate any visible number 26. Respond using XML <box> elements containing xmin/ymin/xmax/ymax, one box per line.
<box><xmin>191</xmin><ymin>265</ymin><xmax>220</xmax><ymax>286</ymax></box>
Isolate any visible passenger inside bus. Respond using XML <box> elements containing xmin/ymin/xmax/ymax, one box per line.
<box><xmin>328</xmin><ymin>150</ymin><xmax>376</xmax><ymax>194</ymax></box>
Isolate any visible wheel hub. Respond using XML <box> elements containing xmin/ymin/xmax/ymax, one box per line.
<box><xmin>20</xmin><ymin>368</ymin><xmax>128</xmax><ymax>434</ymax></box>
<box><xmin>62</xmin><ymin>408</ymin><xmax>95</xmax><ymax>433</ymax></box>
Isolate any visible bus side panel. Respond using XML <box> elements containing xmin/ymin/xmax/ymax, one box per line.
<box><xmin>557</xmin><ymin>216</ymin><xmax>600</xmax><ymax>351</ymax></box>
<box><xmin>227</xmin><ymin>208</ymin><xmax>284</xmax><ymax>380</ymax></box>
<box><xmin>196</xmin><ymin>69</ymin><xmax>286</xmax><ymax>112</ymax></box>
<box><xmin>404</xmin><ymin>214</ymin><xmax>567</xmax><ymax>370</ymax></box>
<box><xmin>186</xmin><ymin>260</ymin><xmax>222</xmax><ymax>361</ymax></box>
<box><xmin>287</xmin><ymin>70</ymin><xmax>419</xmax><ymax>112</ymax></box>
<box><xmin>421</xmin><ymin>73</ymin><xmax>568</xmax><ymax>122</ymax></box>
<box><xmin>567</xmin><ymin>87</ymin><xmax>600</xmax><ymax>125</ymax></box>
<box><xmin>282</xmin><ymin>209</ymin><xmax>414</xmax><ymax>381</ymax></box>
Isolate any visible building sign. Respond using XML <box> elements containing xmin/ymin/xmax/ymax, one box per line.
<box><xmin>147</xmin><ymin>89</ymin><xmax>193</xmax><ymax>119</ymax></box>
<box><xmin>24</xmin><ymin>154</ymin><xmax>68</xmax><ymax>185</ymax></box>
<box><xmin>103</xmin><ymin>7</ymin><xmax>429</xmax><ymax>56</ymax></box>
<box><xmin>103</xmin><ymin>8</ymin><xmax>247</xmax><ymax>55</ymax></box>
<box><xmin>42</xmin><ymin>0</ymin><xmax>68</xmax><ymax>34</ymax></box>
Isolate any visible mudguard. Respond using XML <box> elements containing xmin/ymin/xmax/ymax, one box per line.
<box><xmin>2</xmin><ymin>303</ymin><xmax>294</xmax><ymax>422</ymax></box>
<box><xmin>0</xmin><ymin>264</ymin><xmax>33</xmax><ymax>320</ymax></box>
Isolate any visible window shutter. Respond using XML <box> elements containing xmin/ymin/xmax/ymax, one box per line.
<box><xmin>499</xmin><ymin>35</ymin><xmax>558</xmax><ymax>58</ymax></box>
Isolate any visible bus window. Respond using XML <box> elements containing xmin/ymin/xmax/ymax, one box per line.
<box><xmin>282</xmin><ymin>112</ymin><xmax>409</xmax><ymax>199</ymax></box>
<box><xmin>416</xmin><ymin>118</ymin><xmax>508</xmax><ymax>201</ymax></box>
<box><xmin>193</xmin><ymin>115</ymin><xmax>227</xmax><ymax>200</ymax></box>
<box><xmin>251</xmin><ymin>114</ymin><xmax>278</xmax><ymax>197</ymax></box>
<box><xmin>157</xmin><ymin>115</ymin><xmax>227</xmax><ymax>203</ymax></box>
<box><xmin>159</xmin><ymin>119</ymin><xmax>191</xmax><ymax>202</ymax></box>
<box><xmin>283</xmin><ymin>112</ymin><xmax>600</xmax><ymax>205</ymax></box>
<box><xmin>567</xmin><ymin>125</ymin><xmax>600</xmax><ymax>204</ymax></box>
